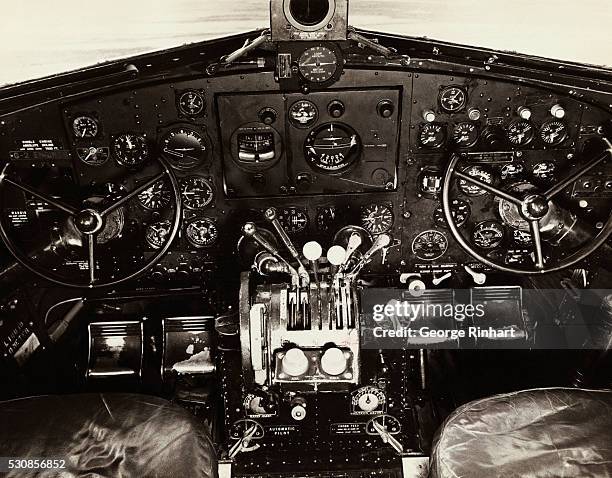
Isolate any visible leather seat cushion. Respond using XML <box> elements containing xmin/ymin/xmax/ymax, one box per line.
<box><xmin>430</xmin><ymin>388</ymin><xmax>612</xmax><ymax>478</ymax></box>
<box><xmin>0</xmin><ymin>393</ymin><xmax>216</xmax><ymax>478</ymax></box>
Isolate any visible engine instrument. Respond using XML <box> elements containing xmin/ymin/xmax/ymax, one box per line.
<box><xmin>472</xmin><ymin>221</ymin><xmax>505</xmax><ymax>249</ymax></box>
<box><xmin>72</xmin><ymin>115</ymin><xmax>99</xmax><ymax>139</ymax></box>
<box><xmin>540</xmin><ymin>121</ymin><xmax>568</xmax><ymax>145</ymax></box>
<box><xmin>76</xmin><ymin>146</ymin><xmax>109</xmax><ymax>166</ymax></box>
<box><xmin>186</xmin><ymin>218</ymin><xmax>218</xmax><ymax>248</ymax></box>
<box><xmin>419</xmin><ymin>123</ymin><xmax>446</xmax><ymax>148</ymax></box>
<box><xmin>146</xmin><ymin>220</ymin><xmax>172</xmax><ymax>249</ymax></box>
<box><xmin>507</xmin><ymin>120</ymin><xmax>535</xmax><ymax>146</ymax></box>
<box><xmin>412</xmin><ymin>230</ymin><xmax>449</xmax><ymax>260</ymax></box>
<box><xmin>458</xmin><ymin>165</ymin><xmax>494</xmax><ymax>196</ymax></box>
<box><xmin>433</xmin><ymin>199</ymin><xmax>471</xmax><ymax>228</ymax></box>
<box><xmin>452</xmin><ymin>122</ymin><xmax>479</xmax><ymax>147</ymax></box>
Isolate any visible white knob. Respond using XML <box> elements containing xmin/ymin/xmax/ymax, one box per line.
<box><xmin>464</xmin><ymin>265</ymin><xmax>487</xmax><ymax>285</ymax></box>
<box><xmin>327</xmin><ymin>245</ymin><xmax>347</xmax><ymax>266</ymax></box>
<box><xmin>517</xmin><ymin>106</ymin><xmax>532</xmax><ymax>120</ymax></box>
<box><xmin>550</xmin><ymin>104</ymin><xmax>565</xmax><ymax>119</ymax></box>
<box><xmin>282</xmin><ymin>348</ymin><xmax>309</xmax><ymax>377</ymax></box>
<box><xmin>320</xmin><ymin>347</ymin><xmax>348</xmax><ymax>376</ymax></box>
<box><xmin>422</xmin><ymin>109</ymin><xmax>436</xmax><ymax>122</ymax></box>
<box><xmin>291</xmin><ymin>404</ymin><xmax>307</xmax><ymax>421</ymax></box>
<box><xmin>468</xmin><ymin>108</ymin><xmax>481</xmax><ymax>121</ymax></box>
<box><xmin>303</xmin><ymin>241</ymin><xmax>323</xmax><ymax>262</ymax></box>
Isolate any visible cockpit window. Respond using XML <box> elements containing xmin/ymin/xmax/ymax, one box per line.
<box><xmin>0</xmin><ymin>0</ymin><xmax>610</xmax><ymax>86</ymax></box>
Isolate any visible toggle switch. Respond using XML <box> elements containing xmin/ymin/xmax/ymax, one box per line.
<box><xmin>432</xmin><ymin>272</ymin><xmax>452</xmax><ymax>286</ymax></box>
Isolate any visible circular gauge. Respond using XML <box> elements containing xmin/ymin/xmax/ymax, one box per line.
<box><xmin>76</xmin><ymin>146</ymin><xmax>109</xmax><ymax>166</ymax></box>
<box><xmin>186</xmin><ymin>218</ymin><xmax>218</xmax><ymax>248</ymax></box>
<box><xmin>162</xmin><ymin>128</ymin><xmax>209</xmax><ymax>170</ymax></box>
<box><xmin>289</xmin><ymin>100</ymin><xmax>319</xmax><ymax>128</ymax></box>
<box><xmin>507</xmin><ymin>120</ymin><xmax>535</xmax><ymax>146</ymax></box>
<box><xmin>419</xmin><ymin>123</ymin><xmax>446</xmax><ymax>148</ymax></box>
<box><xmin>458</xmin><ymin>165</ymin><xmax>494</xmax><ymax>196</ymax></box>
<box><xmin>418</xmin><ymin>167</ymin><xmax>444</xmax><ymax>196</ymax></box>
<box><xmin>500</xmin><ymin>162</ymin><xmax>525</xmax><ymax>180</ymax></box>
<box><xmin>112</xmin><ymin>133</ymin><xmax>149</xmax><ymax>167</ymax></box>
<box><xmin>352</xmin><ymin>386</ymin><xmax>386</xmax><ymax>414</ymax></box>
<box><xmin>316</xmin><ymin>206</ymin><xmax>337</xmax><ymax>232</ymax></box>
<box><xmin>138</xmin><ymin>179</ymin><xmax>171</xmax><ymax>211</ymax></box>
<box><xmin>361</xmin><ymin>204</ymin><xmax>394</xmax><ymax>235</ymax></box>
<box><xmin>72</xmin><ymin>116</ymin><xmax>99</xmax><ymax>139</ymax></box>
<box><xmin>298</xmin><ymin>46</ymin><xmax>338</xmax><ymax>83</ymax></box>
<box><xmin>513</xmin><ymin>229</ymin><xmax>532</xmax><ymax>245</ymax></box>
<box><xmin>532</xmin><ymin>161</ymin><xmax>556</xmax><ymax>181</ymax></box>
<box><xmin>439</xmin><ymin>86</ymin><xmax>467</xmax><ymax>113</ymax></box>
<box><xmin>540</xmin><ymin>121</ymin><xmax>568</xmax><ymax>145</ymax></box>
<box><xmin>472</xmin><ymin>221</ymin><xmax>505</xmax><ymax>249</ymax></box>
<box><xmin>452</xmin><ymin>122</ymin><xmax>479</xmax><ymax>147</ymax></box>
<box><xmin>304</xmin><ymin>123</ymin><xmax>361</xmax><ymax>173</ymax></box>
<box><xmin>411</xmin><ymin>230</ymin><xmax>449</xmax><ymax>261</ymax></box>
<box><xmin>433</xmin><ymin>199</ymin><xmax>471</xmax><ymax>228</ymax></box>
<box><xmin>277</xmin><ymin>207</ymin><xmax>309</xmax><ymax>234</ymax></box>
<box><xmin>178</xmin><ymin>90</ymin><xmax>205</xmax><ymax>116</ymax></box>
<box><xmin>181</xmin><ymin>176</ymin><xmax>214</xmax><ymax>210</ymax></box>
<box><xmin>145</xmin><ymin>220</ymin><xmax>172</xmax><ymax>249</ymax></box>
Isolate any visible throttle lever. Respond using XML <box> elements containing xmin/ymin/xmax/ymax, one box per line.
<box><xmin>346</xmin><ymin>234</ymin><xmax>391</xmax><ymax>281</ymax></box>
<box><xmin>341</xmin><ymin>233</ymin><xmax>363</xmax><ymax>272</ymax></box>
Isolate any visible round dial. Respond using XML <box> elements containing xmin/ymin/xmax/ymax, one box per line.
<box><xmin>178</xmin><ymin>90</ymin><xmax>205</xmax><ymax>116</ymax></box>
<box><xmin>433</xmin><ymin>199</ymin><xmax>471</xmax><ymax>228</ymax></box>
<box><xmin>507</xmin><ymin>120</ymin><xmax>535</xmax><ymax>146</ymax></box>
<box><xmin>186</xmin><ymin>219</ymin><xmax>218</xmax><ymax>248</ymax></box>
<box><xmin>361</xmin><ymin>204</ymin><xmax>394</xmax><ymax>235</ymax></box>
<box><xmin>513</xmin><ymin>229</ymin><xmax>533</xmax><ymax>245</ymax></box>
<box><xmin>411</xmin><ymin>230</ymin><xmax>449</xmax><ymax>261</ymax></box>
<box><xmin>452</xmin><ymin>122</ymin><xmax>479</xmax><ymax>147</ymax></box>
<box><xmin>145</xmin><ymin>220</ymin><xmax>172</xmax><ymax>249</ymax></box>
<box><xmin>532</xmin><ymin>161</ymin><xmax>556</xmax><ymax>181</ymax></box>
<box><xmin>72</xmin><ymin>116</ymin><xmax>99</xmax><ymax>139</ymax></box>
<box><xmin>458</xmin><ymin>165</ymin><xmax>494</xmax><ymax>196</ymax></box>
<box><xmin>304</xmin><ymin>123</ymin><xmax>361</xmax><ymax>173</ymax></box>
<box><xmin>138</xmin><ymin>179</ymin><xmax>171</xmax><ymax>211</ymax></box>
<box><xmin>112</xmin><ymin>133</ymin><xmax>149</xmax><ymax>167</ymax></box>
<box><xmin>77</xmin><ymin>146</ymin><xmax>109</xmax><ymax>166</ymax></box>
<box><xmin>289</xmin><ymin>100</ymin><xmax>319</xmax><ymax>128</ymax></box>
<box><xmin>298</xmin><ymin>46</ymin><xmax>338</xmax><ymax>83</ymax></box>
<box><xmin>439</xmin><ymin>86</ymin><xmax>467</xmax><ymax>113</ymax></box>
<box><xmin>419</xmin><ymin>123</ymin><xmax>446</xmax><ymax>148</ymax></box>
<box><xmin>181</xmin><ymin>176</ymin><xmax>214</xmax><ymax>210</ymax></box>
<box><xmin>500</xmin><ymin>162</ymin><xmax>525</xmax><ymax>180</ymax></box>
<box><xmin>352</xmin><ymin>386</ymin><xmax>386</xmax><ymax>414</ymax></box>
<box><xmin>540</xmin><ymin>121</ymin><xmax>568</xmax><ymax>145</ymax></box>
<box><xmin>472</xmin><ymin>221</ymin><xmax>505</xmax><ymax>249</ymax></box>
<box><xmin>162</xmin><ymin>128</ymin><xmax>209</xmax><ymax>170</ymax></box>
<box><xmin>277</xmin><ymin>207</ymin><xmax>309</xmax><ymax>234</ymax></box>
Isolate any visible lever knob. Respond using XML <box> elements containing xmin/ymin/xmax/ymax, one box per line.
<box><xmin>282</xmin><ymin>348</ymin><xmax>309</xmax><ymax>377</ymax></box>
<box><xmin>327</xmin><ymin>245</ymin><xmax>347</xmax><ymax>266</ymax></box>
<box><xmin>303</xmin><ymin>241</ymin><xmax>323</xmax><ymax>262</ymax></box>
<box><xmin>320</xmin><ymin>347</ymin><xmax>348</xmax><ymax>376</ymax></box>
<box><xmin>363</xmin><ymin>234</ymin><xmax>391</xmax><ymax>261</ymax></box>
<box><xmin>464</xmin><ymin>265</ymin><xmax>487</xmax><ymax>285</ymax></box>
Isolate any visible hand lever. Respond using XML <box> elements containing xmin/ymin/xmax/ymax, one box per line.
<box><xmin>340</xmin><ymin>233</ymin><xmax>362</xmax><ymax>272</ymax></box>
<box><xmin>371</xmin><ymin>421</ymin><xmax>404</xmax><ymax>454</ymax></box>
<box><xmin>346</xmin><ymin>234</ymin><xmax>391</xmax><ymax>280</ymax></box>
<box><xmin>265</xmin><ymin>208</ymin><xmax>310</xmax><ymax>286</ymax></box>
<box><xmin>464</xmin><ymin>265</ymin><xmax>487</xmax><ymax>285</ymax></box>
<box><xmin>303</xmin><ymin>241</ymin><xmax>323</xmax><ymax>284</ymax></box>
<box><xmin>228</xmin><ymin>424</ymin><xmax>259</xmax><ymax>458</ymax></box>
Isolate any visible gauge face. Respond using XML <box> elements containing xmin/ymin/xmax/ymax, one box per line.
<box><xmin>419</xmin><ymin>123</ymin><xmax>446</xmax><ymax>148</ymax></box>
<box><xmin>439</xmin><ymin>86</ymin><xmax>467</xmax><ymax>113</ymax></box>
<box><xmin>540</xmin><ymin>121</ymin><xmax>568</xmax><ymax>145</ymax></box>
<box><xmin>418</xmin><ymin>167</ymin><xmax>444</xmax><ymax>195</ymax></box>
<box><xmin>146</xmin><ymin>220</ymin><xmax>172</xmax><ymax>249</ymax></box>
<box><xmin>112</xmin><ymin>133</ymin><xmax>149</xmax><ymax>167</ymax></box>
<box><xmin>532</xmin><ymin>161</ymin><xmax>556</xmax><ymax>181</ymax></box>
<box><xmin>472</xmin><ymin>221</ymin><xmax>505</xmax><ymax>249</ymax></box>
<box><xmin>72</xmin><ymin>116</ymin><xmax>99</xmax><ymax>139</ymax></box>
<box><xmin>452</xmin><ymin>122</ymin><xmax>479</xmax><ymax>147</ymax></box>
<box><xmin>304</xmin><ymin>123</ymin><xmax>361</xmax><ymax>173</ymax></box>
<box><xmin>181</xmin><ymin>176</ymin><xmax>214</xmax><ymax>210</ymax></box>
<box><xmin>433</xmin><ymin>199</ymin><xmax>471</xmax><ymax>228</ymax></box>
<box><xmin>138</xmin><ymin>180</ymin><xmax>171</xmax><ymax>211</ymax></box>
<box><xmin>289</xmin><ymin>100</ymin><xmax>319</xmax><ymax>128</ymax></box>
<box><xmin>500</xmin><ymin>162</ymin><xmax>525</xmax><ymax>180</ymax></box>
<box><xmin>361</xmin><ymin>204</ymin><xmax>394</xmax><ymax>235</ymax></box>
<box><xmin>316</xmin><ymin>206</ymin><xmax>337</xmax><ymax>232</ymax></box>
<box><xmin>277</xmin><ymin>207</ymin><xmax>309</xmax><ymax>234</ymax></box>
<box><xmin>507</xmin><ymin>120</ymin><xmax>535</xmax><ymax>146</ymax></box>
<box><xmin>513</xmin><ymin>229</ymin><xmax>532</xmax><ymax>245</ymax></box>
<box><xmin>351</xmin><ymin>386</ymin><xmax>386</xmax><ymax>415</ymax></box>
<box><xmin>237</xmin><ymin>132</ymin><xmax>276</xmax><ymax>163</ymax></box>
<box><xmin>162</xmin><ymin>128</ymin><xmax>209</xmax><ymax>170</ymax></box>
<box><xmin>411</xmin><ymin>230</ymin><xmax>449</xmax><ymax>261</ymax></box>
<box><xmin>76</xmin><ymin>146</ymin><xmax>109</xmax><ymax>166</ymax></box>
<box><xmin>178</xmin><ymin>90</ymin><xmax>205</xmax><ymax>116</ymax></box>
<box><xmin>186</xmin><ymin>219</ymin><xmax>218</xmax><ymax>248</ymax></box>
<box><xmin>458</xmin><ymin>165</ymin><xmax>494</xmax><ymax>196</ymax></box>
<box><xmin>298</xmin><ymin>46</ymin><xmax>338</xmax><ymax>83</ymax></box>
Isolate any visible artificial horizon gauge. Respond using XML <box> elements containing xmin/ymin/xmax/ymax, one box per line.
<box><xmin>72</xmin><ymin>115</ymin><xmax>99</xmax><ymax>139</ymax></box>
<box><xmin>178</xmin><ymin>90</ymin><xmax>205</xmax><ymax>116</ymax></box>
<box><xmin>452</xmin><ymin>122</ymin><xmax>479</xmax><ymax>147</ymax></box>
<box><xmin>298</xmin><ymin>46</ymin><xmax>339</xmax><ymax>83</ymax></box>
<box><xmin>540</xmin><ymin>121</ymin><xmax>568</xmax><ymax>145</ymax></box>
<box><xmin>112</xmin><ymin>133</ymin><xmax>149</xmax><ymax>167</ymax></box>
<box><xmin>162</xmin><ymin>128</ymin><xmax>209</xmax><ymax>170</ymax></box>
<box><xmin>304</xmin><ymin>123</ymin><xmax>361</xmax><ymax>173</ymax></box>
<box><xmin>439</xmin><ymin>86</ymin><xmax>467</xmax><ymax>113</ymax></box>
<box><xmin>500</xmin><ymin>162</ymin><xmax>525</xmax><ymax>180</ymax></box>
<box><xmin>419</xmin><ymin>123</ymin><xmax>446</xmax><ymax>148</ymax></box>
<box><xmin>532</xmin><ymin>161</ymin><xmax>556</xmax><ymax>181</ymax></box>
<box><xmin>137</xmin><ymin>179</ymin><xmax>171</xmax><ymax>211</ymax></box>
<box><xmin>181</xmin><ymin>176</ymin><xmax>214</xmax><ymax>210</ymax></box>
<box><xmin>145</xmin><ymin>220</ymin><xmax>172</xmax><ymax>249</ymax></box>
<box><xmin>433</xmin><ymin>199</ymin><xmax>471</xmax><ymax>228</ymax></box>
<box><xmin>351</xmin><ymin>386</ymin><xmax>386</xmax><ymax>415</ymax></box>
<box><xmin>507</xmin><ymin>120</ymin><xmax>535</xmax><ymax>146</ymax></box>
<box><xmin>412</xmin><ymin>230</ymin><xmax>449</xmax><ymax>261</ymax></box>
<box><xmin>457</xmin><ymin>165</ymin><xmax>494</xmax><ymax>196</ymax></box>
<box><xmin>186</xmin><ymin>218</ymin><xmax>218</xmax><ymax>248</ymax></box>
<box><xmin>289</xmin><ymin>100</ymin><xmax>319</xmax><ymax>128</ymax></box>
<box><xmin>361</xmin><ymin>204</ymin><xmax>394</xmax><ymax>235</ymax></box>
<box><xmin>77</xmin><ymin>146</ymin><xmax>109</xmax><ymax>166</ymax></box>
<box><xmin>277</xmin><ymin>207</ymin><xmax>309</xmax><ymax>234</ymax></box>
<box><xmin>472</xmin><ymin>221</ymin><xmax>505</xmax><ymax>249</ymax></box>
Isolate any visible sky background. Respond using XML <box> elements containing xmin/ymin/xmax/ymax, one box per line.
<box><xmin>0</xmin><ymin>0</ymin><xmax>611</xmax><ymax>85</ymax></box>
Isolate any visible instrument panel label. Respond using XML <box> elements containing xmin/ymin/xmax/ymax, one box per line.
<box><xmin>330</xmin><ymin>422</ymin><xmax>366</xmax><ymax>435</ymax></box>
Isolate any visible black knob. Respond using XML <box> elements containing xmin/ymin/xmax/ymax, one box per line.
<box><xmin>328</xmin><ymin>100</ymin><xmax>345</xmax><ymax>118</ymax></box>
<box><xmin>259</xmin><ymin>108</ymin><xmax>277</xmax><ymax>125</ymax></box>
<box><xmin>377</xmin><ymin>100</ymin><xmax>395</xmax><ymax>118</ymax></box>
<box><xmin>296</xmin><ymin>173</ymin><xmax>312</xmax><ymax>185</ymax></box>
<box><xmin>482</xmin><ymin>126</ymin><xmax>506</xmax><ymax>149</ymax></box>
